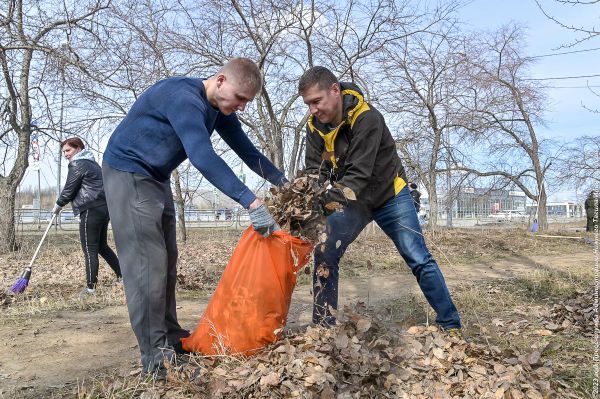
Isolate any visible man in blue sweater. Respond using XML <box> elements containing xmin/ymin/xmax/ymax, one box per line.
<box><xmin>102</xmin><ymin>58</ymin><xmax>285</xmax><ymax>377</ymax></box>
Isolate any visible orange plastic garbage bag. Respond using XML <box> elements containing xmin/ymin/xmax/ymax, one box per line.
<box><xmin>181</xmin><ymin>226</ymin><xmax>313</xmax><ymax>356</ymax></box>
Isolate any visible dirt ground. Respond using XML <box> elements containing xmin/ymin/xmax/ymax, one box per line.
<box><xmin>0</xmin><ymin>248</ymin><xmax>593</xmax><ymax>398</ymax></box>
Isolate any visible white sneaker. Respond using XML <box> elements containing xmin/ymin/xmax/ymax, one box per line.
<box><xmin>79</xmin><ymin>287</ymin><xmax>96</xmax><ymax>299</ymax></box>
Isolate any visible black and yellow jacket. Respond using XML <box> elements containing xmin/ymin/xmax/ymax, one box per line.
<box><xmin>304</xmin><ymin>82</ymin><xmax>407</xmax><ymax>210</ymax></box>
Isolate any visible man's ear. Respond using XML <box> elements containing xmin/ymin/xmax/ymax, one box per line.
<box><xmin>215</xmin><ymin>74</ymin><xmax>226</xmax><ymax>88</ymax></box>
<box><xmin>331</xmin><ymin>82</ymin><xmax>341</xmax><ymax>95</ymax></box>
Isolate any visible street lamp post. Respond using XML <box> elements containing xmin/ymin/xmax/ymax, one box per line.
<box><xmin>57</xmin><ymin>43</ymin><xmax>67</xmax><ymax>202</ymax></box>
<box><xmin>446</xmin><ymin>130</ymin><xmax>453</xmax><ymax>228</ymax></box>
<box><xmin>30</xmin><ymin>121</ymin><xmax>40</xmax><ymax>228</ymax></box>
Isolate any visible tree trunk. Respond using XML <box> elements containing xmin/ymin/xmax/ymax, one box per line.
<box><xmin>273</xmin><ymin>127</ymin><xmax>285</xmax><ymax>173</ymax></box>
<box><xmin>0</xmin><ymin>182</ymin><xmax>18</xmax><ymax>253</ymax></box>
<box><xmin>171</xmin><ymin>169</ymin><xmax>187</xmax><ymax>242</ymax></box>
<box><xmin>0</xmin><ymin>127</ymin><xmax>28</xmax><ymax>254</ymax></box>
<box><xmin>289</xmin><ymin>131</ymin><xmax>305</xmax><ymax>179</ymax></box>
<box><xmin>537</xmin><ymin>186</ymin><xmax>548</xmax><ymax>231</ymax></box>
<box><xmin>428</xmin><ymin>180</ymin><xmax>439</xmax><ymax>232</ymax></box>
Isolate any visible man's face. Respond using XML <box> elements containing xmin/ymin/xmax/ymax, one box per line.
<box><xmin>301</xmin><ymin>83</ymin><xmax>342</xmax><ymax>125</ymax></box>
<box><xmin>214</xmin><ymin>75</ymin><xmax>256</xmax><ymax>115</ymax></box>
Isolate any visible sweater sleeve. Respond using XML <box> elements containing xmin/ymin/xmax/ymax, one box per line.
<box><xmin>216</xmin><ymin>115</ymin><xmax>286</xmax><ymax>186</ymax></box>
<box><xmin>164</xmin><ymin>91</ymin><xmax>256</xmax><ymax>208</ymax></box>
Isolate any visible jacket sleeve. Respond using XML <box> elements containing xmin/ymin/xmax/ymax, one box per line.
<box><xmin>56</xmin><ymin>162</ymin><xmax>83</xmax><ymax>206</ymax></box>
<box><xmin>337</xmin><ymin>111</ymin><xmax>383</xmax><ymax>198</ymax></box>
<box><xmin>216</xmin><ymin>115</ymin><xmax>286</xmax><ymax>186</ymax></box>
<box><xmin>304</xmin><ymin>126</ymin><xmax>328</xmax><ymax>181</ymax></box>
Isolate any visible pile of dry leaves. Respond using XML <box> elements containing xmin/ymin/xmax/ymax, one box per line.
<box><xmin>158</xmin><ymin>303</ymin><xmax>556</xmax><ymax>399</ymax></box>
<box><xmin>266</xmin><ymin>173</ymin><xmax>327</xmax><ymax>243</ymax></box>
<box><xmin>546</xmin><ymin>287</ymin><xmax>595</xmax><ymax>337</ymax></box>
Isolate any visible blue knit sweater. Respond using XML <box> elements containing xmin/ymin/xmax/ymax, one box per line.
<box><xmin>103</xmin><ymin>77</ymin><xmax>285</xmax><ymax>208</ymax></box>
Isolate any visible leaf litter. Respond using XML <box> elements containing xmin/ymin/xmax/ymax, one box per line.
<box><xmin>149</xmin><ymin>302</ymin><xmax>559</xmax><ymax>399</ymax></box>
<box><xmin>543</xmin><ymin>287</ymin><xmax>595</xmax><ymax>338</ymax></box>
<box><xmin>160</xmin><ymin>177</ymin><xmax>566</xmax><ymax>398</ymax></box>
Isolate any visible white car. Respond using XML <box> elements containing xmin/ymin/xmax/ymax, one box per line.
<box><xmin>488</xmin><ymin>210</ymin><xmax>527</xmax><ymax>222</ymax></box>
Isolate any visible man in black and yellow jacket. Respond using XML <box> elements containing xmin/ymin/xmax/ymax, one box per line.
<box><xmin>299</xmin><ymin>66</ymin><xmax>461</xmax><ymax>334</ymax></box>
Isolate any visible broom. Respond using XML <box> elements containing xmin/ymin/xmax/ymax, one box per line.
<box><xmin>11</xmin><ymin>212</ymin><xmax>58</xmax><ymax>294</ymax></box>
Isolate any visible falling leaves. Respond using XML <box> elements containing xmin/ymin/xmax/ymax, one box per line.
<box><xmin>321</xmin><ymin>151</ymin><xmax>334</xmax><ymax>161</ymax></box>
<box><xmin>323</xmin><ymin>201</ymin><xmax>342</xmax><ymax>213</ymax></box>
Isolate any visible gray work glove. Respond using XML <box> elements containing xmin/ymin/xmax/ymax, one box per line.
<box><xmin>52</xmin><ymin>204</ymin><xmax>63</xmax><ymax>214</ymax></box>
<box><xmin>249</xmin><ymin>204</ymin><xmax>280</xmax><ymax>237</ymax></box>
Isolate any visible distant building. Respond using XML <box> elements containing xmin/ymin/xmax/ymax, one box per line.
<box><xmin>420</xmin><ymin>187</ymin><xmax>528</xmax><ymax>219</ymax></box>
<box><xmin>527</xmin><ymin>202</ymin><xmax>584</xmax><ymax>218</ymax></box>
<box><xmin>184</xmin><ymin>188</ymin><xmax>239</xmax><ymax>210</ymax></box>
<box><xmin>418</xmin><ymin>185</ymin><xmax>585</xmax><ymax>220</ymax></box>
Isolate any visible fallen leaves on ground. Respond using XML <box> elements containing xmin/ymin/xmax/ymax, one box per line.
<box><xmin>157</xmin><ymin>302</ymin><xmax>556</xmax><ymax>399</ymax></box>
<box><xmin>544</xmin><ymin>287</ymin><xmax>595</xmax><ymax>337</ymax></box>
<box><xmin>0</xmin><ymin>290</ymin><xmax>10</xmax><ymax>307</ymax></box>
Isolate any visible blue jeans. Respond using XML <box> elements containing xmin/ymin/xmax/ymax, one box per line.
<box><xmin>313</xmin><ymin>187</ymin><xmax>461</xmax><ymax>329</ymax></box>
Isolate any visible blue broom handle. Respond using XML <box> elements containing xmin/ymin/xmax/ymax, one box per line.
<box><xmin>27</xmin><ymin>213</ymin><xmax>57</xmax><ymax>269</ymax></box>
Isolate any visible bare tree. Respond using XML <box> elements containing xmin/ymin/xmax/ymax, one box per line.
<box><xmin>1</xmin><ymin>0</ymin><xmax>463</xmax><ymax>250</ymax></box>
<box><xmin>0</xmin><ymin>0</ymin><xmax>110</xmax><ymax>252</ymax></box>
<box><xmin>456</xmin><ymin>25</ymin><xmax>553</xmax><ymax>230</ymax></box>
<box><xmin>535</xmin><ymin>0</ymin><xmax>599</xmax><ymax>48</ymax></box>
<box><xmin>535</xmin><ymin>0</ymin><xmax>600</xmax><ymax>114</ymax></box>
<box><xmin>377</xmin><ymin>19</ymin><xmax>472</xmax><ymax>229</ymax></box>
<box><xmin>171</xmin><ymin>168</ymin><xmax>187</xmax><ymax>242</ymax></box>
<box><xmin>166</xmin><ymin>0</ymin><xmax>433</xmax><ymax>179</ymax></box>
<box><xmin>554</xmin><ymin>135</ymin><xmax>600</xmax><ymax>195</ymax></box>
<box><xmin>57</xmin><ymin>0</ymin><xmax>204</xmax><ymax>241</ymax></box>
<box><xmin>62</xmin><ymin>0</ymin><xmax>424</xmax><ymax>239</ymax></box>
<box><xmin>176</xmin><ymin>161</ymin><xmax>207</xmax><ymax>207</ymax></box>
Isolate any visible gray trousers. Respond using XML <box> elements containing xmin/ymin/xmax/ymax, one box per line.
<box><xmin>102</xmin><ymin>163</ymin><xmax>189</xmax><ymax>372</ymax></box>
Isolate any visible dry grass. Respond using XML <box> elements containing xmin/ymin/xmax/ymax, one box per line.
<box><xmin>0</xmin><ymin>283</ymin><xmax>126</xmax><ymax>324</ymax></box>
<box><xmin>78</xmin><ymin>261</ymin><xmax>595</xmax><ymax>398</ymax></box>
<box><xmin>70</xmin><ymin>244</ymin><xmax>595</xmax><ymax>398</ymax></box>
<box><xmin>1</xmin><ymin>224</ymin><xmax>590</xmax><ymax>314</ymax></box>
<box><xmin>1</xmin><ymin>223</ymin><xmax>594</xmax><ymax>398</ymax></box>
<box><xmin>337</xmin><ymin>224</ymin><xmax>590</xmax><ymax>278</ymax></box>
<box><xmin>369</xmin><ymin>251</ymin><xmax>593</xmax><ymax>397</ymax></box>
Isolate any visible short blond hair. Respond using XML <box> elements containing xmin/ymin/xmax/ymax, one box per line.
<box><xmin>219</xmin><ymin>58</ymin><xmax>262</xmax><ymax>94</ymax></box>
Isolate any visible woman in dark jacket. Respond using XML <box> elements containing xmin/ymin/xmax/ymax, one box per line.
<box><xmin>53</xmin><ymin>137</ymin><xmax>121</xmax><ymax>296</ymax></box>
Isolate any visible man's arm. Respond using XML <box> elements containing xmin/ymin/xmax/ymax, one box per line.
<box><xmin>166</xmin><ymin>92</ymin><xmax>257</xmax><ymax>208</ymax></box>
<box><xmin>216</xmin><ymin>114</ymin><xmax>286</xmax><ymax>186</ymax></box>
<box><xmin>336</xmin><ymin>111</ymin><xmax>383</xmax><ymax>198</ymax></box>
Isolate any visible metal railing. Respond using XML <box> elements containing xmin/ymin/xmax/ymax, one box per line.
<box><xmin>14</xmin><ymin>208</ymin><xmax>251</xmax><ymax>232</ymax></box>
<box><xmin>14</xmin><ymin>207</ymin><xmax>585</xmax><ymax>235</ymax></box>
